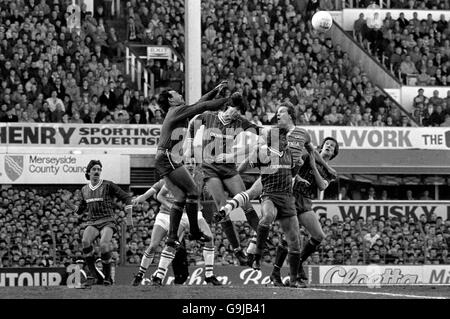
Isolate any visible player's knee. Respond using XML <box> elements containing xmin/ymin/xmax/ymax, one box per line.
<box><xmin>82</xmin><ymin>240</ymin><xmax>92</xmax><ymax>249</ymax></box>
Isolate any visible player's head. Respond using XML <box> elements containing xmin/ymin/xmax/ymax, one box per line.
<box><xmin>85</xmin><ymin>159</ymin><xmax>102</xmax><ymax>181</ymax></box>
<box><xmin>158</xmin><ymin>89</ymin><xmax>184</xmax><ymax>113</ymax></box>
<box><xmin>224</xmin><ymin>92</ymin><xmax>246</xmax><ymax>119</ymax></box>
<box><xmin>276</xmin><ymin>102</ymin><xmax>296</xmax><ymax>128</ymax></box>
<box><xmin>319</xmin><ymin>137</ymin><xmax>339</xmax><ymax>160</ymax></box>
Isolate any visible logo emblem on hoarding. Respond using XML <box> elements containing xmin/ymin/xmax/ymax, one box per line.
<box><xmin>4</xmin><ymin>155</ymin><xmax>24</xmax><ymax>181</ymax></box>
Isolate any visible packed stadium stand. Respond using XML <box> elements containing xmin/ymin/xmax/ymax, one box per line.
<box><xmin>0</xmin><ymin>0</ymin><xmax>416</xmax><ymax>127</ymax></box>
<box><xmin>0</xmin><ymin>187</ymin><xmax>449</xmax><ymax>269</ymax></box>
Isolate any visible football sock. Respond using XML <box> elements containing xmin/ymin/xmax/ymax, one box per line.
<box><xmin>203</xmin><ymin>246</ymin><xmax>215</xmax><ymax>278</ymax></box>
<box><xmin>244</xmin><ymin>207</ymin><xmax>259</xmax><ymax>231</ymax></box>
<box><xmin>139</xmin><ymin>250</ymin><xmax>155</xmax><ymax>275</ymax></box>
<box><xmin>101</xmin><ymin>252</ymin><xmax>112</xmax><ymax>280</ymax></box>
<box><xmin>186</xmin><ymin>196</ymin><xmax>201</xmax><ymax>234</ymax></box>
<box><xmin>155</xmin><ymin>247</ymin><xmax>176</xmax><ymax>280</ymax></box>
<box><xmin>300</xmin><ymin>238</ymin><xmax>322</xmax><ymax>263</ymax></box>
<box><xmin>255</xmin><ymin>224</ymin><xmax>270</xmax><ymax>255</ymax></box>
<box><xmin>222</xmin><ymin>192</ymin><xmax>249</xmax><ymax>215</ymax></box>
<box><xmin>273</xmin><ymin>240</ymin><xmax>288</xmax><ymax>273</ymax></box>
<box><xmin>288</xmin><ymin>252</ymin><xmax>301</xmax><ymax>283</ymax></box>
<box><xmin>220</xmin><ymin>219</ymin><xmax>240</xmax><ymax>249</ymax></box>
<box><xmin>246</xmin><ymin>236</ymin><xmax>257</xmax><ymax>255</ymax></box>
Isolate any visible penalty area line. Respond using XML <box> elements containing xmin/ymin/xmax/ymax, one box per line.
<box><xmin>305</xmin><ymin>287</ymin><xmax>448</xmax><ymax>299</ymax></box>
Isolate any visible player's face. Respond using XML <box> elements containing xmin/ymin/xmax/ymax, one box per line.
<box><xmin>276</xmin><ymin>107</ymin><xmax>292</xmax><ymax>128</ymax></box>
<box><xmin>89</xmin><ymin>165</ymin><xmax>102</xmax><ymax>180</ymax></box>
<box><xmin>321</xmin><ymin>139</ymin><xmax>337</xmax><ymax>159</ymax></box>
<box><xmin>223</xmin><ymin>106</ymin><xmax>240</xmax><ymax>120</ymax></box>
<box><xmin>168</xmin><ymin>90</ymin><xmax>184</xmax><ymax>106</ymax></box>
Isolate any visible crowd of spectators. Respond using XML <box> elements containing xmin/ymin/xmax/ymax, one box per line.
<box><xmin>355</xmin><ymin>11</ymin><xmax>450</xmax><ymax>86</ymax></box>
<box><xmin>409</xmin><ymin>88</ymin><xmax>450</xmax><ymax>126</ymax></box>
<box><xmin>121</xmin><ymin>0</ymin><xmax>413</xmax><ymax>127</ymax></box>
<box><xmin>348</xmin><ymin>0</ymin><xmax>449</xmax><ymax>9</ymax></box>
<box><xmin>0</xmin><ymin>186</ymin><xmax>448</xmax><ymax>269</ymax></box>
<box><xmin>0</xmin><ymin>0</ymin><xmax>164</xmax><ymax>125</ymax></box>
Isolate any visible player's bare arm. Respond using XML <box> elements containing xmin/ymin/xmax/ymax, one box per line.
<box><xmin>308</xmin><ymin>152</ymin><xmax>329</xmax><ymax>191</ymax></box>
<box><xmin>156</xmin><ymin>185</ymin><xmax>174</xmax><ymax>209</ymax></box>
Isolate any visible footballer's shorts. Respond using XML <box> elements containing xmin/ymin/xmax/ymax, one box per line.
<box><xmin>295</xmin><ymin>194</ymin><xmax>313</xmax><ymax>215</ymax></box>
<box><xmin>260</xmin><ymin>193</ymin><xmax>296</xmax><ymax>220</ymax></box>
<box><xmin>154</xmin><ymin>212</ymin><xmax>207</xmax><ymax>234</ymax></box>
<box><xmin>84</xmin><ymin>217</ymin><xmax>118</xmax><ymax>234</ymax></box>
<box><xmin>201</xmin><ymin>163</ymin><xmax>239</xmax><ymax>181</ymax></box>
<box><xmin>155</xmin><ymin>149</ymin><xmax>183</xmax><ymax>177</ymax></box>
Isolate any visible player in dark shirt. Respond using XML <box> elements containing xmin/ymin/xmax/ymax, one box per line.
<box><xmin>217</xmin><ymin>103</ymin><xmax>336</xmax><ymax>266</ymax></box>
<box><xmin>63</xmin><ymin>160</ymin><xmax>133</xmax><ymax>285</ymax></box>
<box><xmin>155</xmin><ymin>81</ymin><xmax>229</xmax><ymax>247</ymax></box>
<box><xmin>184</xmin><ymin>92</ymin><xmax>261</xmax><ymax>265</ymax></box>
<box><xmin>238</xmin><ymin>127</ymin><xmax>304</xmax><ymax>288</ymax></box>
<box><xmin>270</xmin><ymin>137</ymin><xmax>339</xmax><ymax>287</ymax></box>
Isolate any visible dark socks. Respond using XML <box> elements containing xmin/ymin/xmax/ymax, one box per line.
<box><xmin>185</xmin><ymin>196</ymin><xmax>200</xmax><ymax>234</ymax></box>
<box><xmin>288</xmin><ymin>252</ymin><xmax>301</xmax><ymax>283</ymax></box>
<box><xmin>255</xmin><ymin>224</ymin><xmax>270</xmax><ymax>255</ymax></box>
<box><xmin>244</xmin><ymin>208</ymin><xmax>259</xmax><ymax>232</ymax></box>
<box><xmin>300</xmin><ymin>238</ymin><xmax>322</xmax><ymax>263</ymax></box>
<box><xmin>220</xmin><ymin>219</ymin><xmax>240</xmax><ymax>249</ymax></box>
<box><xmin>272</xmin><ymin>240</ymin><xmax>288</xmax><ymax>273</ymax></box>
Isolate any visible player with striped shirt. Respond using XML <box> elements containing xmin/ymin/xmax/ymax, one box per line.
<box><xmin>270</xmin><ymin>137</ymin><xmax>339</xmax><ymax>287</ymax></box>
<box><xmin>237</xmin><ymin>126</ymin><xmax>304</xmax><ymax>288</ymax></box>
<box><xmin>131</xmin><ymin>179</ymin><xmax>221</xmax><ymax>286</ymax></box>
<box><xmin>184</xmin><ymin>92</ymin><xmax>261</xmax><ymax>265</ymax></box>
<box><xmin>155</xmin><ymin>81</ymin><xmax>229</xmax><ymax>247</ymax></box>
<box><xmin>63</xmin><ymin>160</ymin><xmax>133</xmax><ymax>285</ymax></box>
<box><xmin>216</xmin><ymin>103</ymin><xmax>336</xmax><ymax>266</ymax></box>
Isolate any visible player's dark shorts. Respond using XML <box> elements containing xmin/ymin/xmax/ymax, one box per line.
<box><xmin>155</xmin><ymin>149</ymin><xmax>183</xmax><ymax>177</ymax></box>
<box><xmin>295</xmin><ymin>194</ymin><xmax>313</xmax><ymax>215</ymax></box>
<box><xmin>84</xmin><ymin>217</ymin><xmax>118</xmax><ymax>233</ymax></box>
<box><xmin>260</xmin><ymin>193</ymin><xmax>296</xmax><ymax>219</ymax></box>
<box><xmin>201</xmin><ymin>163</ymin><xmax>239</xmax><ymax>181</ymax></box>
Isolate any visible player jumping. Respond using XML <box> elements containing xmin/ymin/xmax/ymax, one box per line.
<box><xmin>238</xmin><ymin>126</ymin><xmax>305</xmax><ymax>288</ymax></box>
<box><xmin>63</xmin><ymin>160</ymin><xmax>133</xmax><ymax>285</ymax></box>
<box><xmin>270</xmin><ymin>137</ymin><xmax>339</xmax><ymax>287</ymax></box>
<box><xmin>217</xmin><ymin>103</ymin><xmax>336</xmax><ymax>264</ymax></box>
<box><xmin>131</xmin><ymin>179</ymin><xmax>221</xmax><ymax>286</ymax></box>
<box><xmin>184</xmin><ymin>92</ymin><xmax>261</xmax><ymax>265</ymax></box>
<box><xmin>155</xmin><ymin>81</ymin><xmax>229</xmax><ymax>248</ymax></box>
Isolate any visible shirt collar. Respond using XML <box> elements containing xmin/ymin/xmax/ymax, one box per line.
<box><xmin>218</xmin><ymin>111</ymin><xmax>231</xmax><ymax>125</ymax></box>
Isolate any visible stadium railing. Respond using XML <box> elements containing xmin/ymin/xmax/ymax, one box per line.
<box><xmin>125</xmin><ymin>43</ymin><xmax>184</xmax><ymax>97</ymax></box>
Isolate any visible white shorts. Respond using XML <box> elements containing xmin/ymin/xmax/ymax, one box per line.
<box><xmin>153</xmin><ymin>212</ymin><xmax>207</xmax><ymax>234</ymax></box>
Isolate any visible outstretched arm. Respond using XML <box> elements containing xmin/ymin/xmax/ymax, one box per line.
<box><xmin>110</xmin><ymin>183</ymin><xmax>133</xmax><ymax>226</ymax></box>
<box><xmin>156</xmin><ymin>185</ymin><xmax>173</xmax><ymax>209</ymax></box>
<box><xmin>197</xmin><ymin>81</ymin><xmax>228</xmax><ymax>102</ymax></box>
<box><xmin>132</xmin><ymin>180</ymin><xmax>164</xmax><ymax>205</ymax></box>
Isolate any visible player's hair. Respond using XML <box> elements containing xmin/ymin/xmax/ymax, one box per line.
<box><xmin>157</xmin><ymin>89</ymin><xmax>173</xmax><ymax>113</ymax></box>
<box><xmin>319</xmin><ymin>137</ymin><xmax>339</xmax><ymax>160</ymax></box>
<box><xmin>85</xmin><ymin>160</ymin><xmax>102</xmax><ymax>180</ymax></box>
<box><xmin>229</xmin><ymin>91</ymin><xmax>247</xmax><ymax>114</ymax></box>
<box><xmin>277</xmin><ymin>102</ymin><xmax>296</xmax><ymax>123</ymax></box>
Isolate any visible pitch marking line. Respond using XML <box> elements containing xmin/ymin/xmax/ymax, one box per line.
<box><xmin>305</xmin><ymin>287</ymin><xmax>448</xmax><ymax>299</ymax></box>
